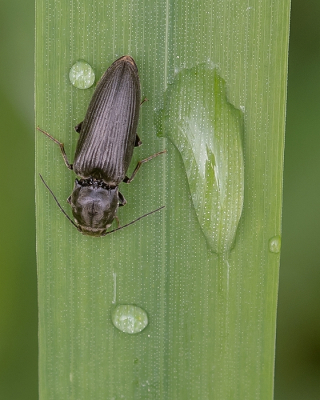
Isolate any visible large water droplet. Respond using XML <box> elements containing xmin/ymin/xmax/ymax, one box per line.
<box><xmin>158</xmin><ymin>64</ymin><xmax>244</xmax><ymax>254</ymax></box>
<box><xmin>69</xmin><ymin>60</ymin><xmax>95</xmax><ymax>89</ymax></box>
<box><xmin>111</xmin><ymin>305</ymin><xmax>148</xmax><ymax>334</ymax></box>
<box><xmin>269</xmin><ymin>236</ymin><xmax>281</xmax><ymax>253</ymax></box>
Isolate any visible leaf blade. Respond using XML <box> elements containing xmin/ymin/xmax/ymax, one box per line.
<box><xmin>36</xmin><ymin>0</ymin><xmax>290</xmax><ymax>398</ymax></box>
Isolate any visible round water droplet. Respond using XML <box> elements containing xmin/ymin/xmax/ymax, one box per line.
<box><xmin>111</xmin><ymin>305</ymin><xmax>148</xmax><ymax>334</ymax></box>
<box><xmin>69</xmin><ymin>60</ymin><xmax>95</xmax><ymax>89</ymax></box>
<box><xmin>268</xmin><ymin>236</ymin><xmax>281</xmax><ymax>253</ymax></box>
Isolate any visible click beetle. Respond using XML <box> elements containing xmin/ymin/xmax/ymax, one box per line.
<box><xmin>38</xmin><ymin>55</ymin><xmax>165</xmax><ymax>237</ymax></box>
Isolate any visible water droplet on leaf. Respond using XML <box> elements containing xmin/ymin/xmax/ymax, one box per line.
<box><xmin>158</xmin><ymin>64</ymin><xmax>244</xmax><ymax>254</ymax></box>
<box><xmin>69</xmin><ymin>60</ymin><xmax>95</xmax><ymax>89</ymax></box>
<box><xmin>111</xmin><ymin>305</ymin><xmax>148</xmax><ymax>334</ymax></box>
<box><xmin>268</xmin><ymin>236</ymin><xmax>281</xmax><ymax>253</ymax></box>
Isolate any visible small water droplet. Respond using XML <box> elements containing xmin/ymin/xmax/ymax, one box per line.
<box><xmin>112</xmin><ymin>305</ymin><xmax>148</xmax><ymax>334</ymax></box>
<box><xmin>69</xmin><ymin>60</ymin><xmax>95</xmax><ymax>89</ymax></box>
<box><xmin>269</xmin><ymin>236</ymin><xmax>281</xmax><ymax>253</ymax></box>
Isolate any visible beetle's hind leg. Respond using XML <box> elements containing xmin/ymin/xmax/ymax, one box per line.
<box><xmin>135</xmin><ymin>134</ymin><xmax>142</xmax><ymax>147</ymax></box>
<box><xmin>37</xmin><ymin>127</ymin><xmax>73</xmax><ymax>170</ymax></box>
<box><xmin>123</xmin><ymin>150</ymin><xmax>166</xmax><ymax>183</ymax></box>
<box><xmin>74</xmin><ymin>121</ymin><xmax>83</xmax><ymax>133</ymax></box>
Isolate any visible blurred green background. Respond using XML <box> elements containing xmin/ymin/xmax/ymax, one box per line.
<box><xmin>0</xmin><ymin>0</ymin><xmax>318</xmax><ymax>399</ymax></box>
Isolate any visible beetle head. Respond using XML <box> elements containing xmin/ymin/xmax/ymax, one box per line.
<box><xmin>68</xmin><ymin>179</ymin><xmax>119</xmax><ymax>237</ymax></box>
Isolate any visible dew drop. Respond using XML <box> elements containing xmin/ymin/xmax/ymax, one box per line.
<box><xmin>69</xmin><ymin>60</ymin><xmax>95</xmax><ymax>89</ymax></box>
<box><xmin>111</xmin><ymin>305</ymin><xmax>148</xmax><ymax>334</ymax></box>
<box><xmin>269</xmin><ymin>236</ymin><xmax>281</xmax><ymax>253</ymax></box>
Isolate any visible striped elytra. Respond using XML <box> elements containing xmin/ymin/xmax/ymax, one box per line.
<box><xmin>74</xmin><ymin>56</ymin><xmax>141</xmax><ymax>185</ymax></box>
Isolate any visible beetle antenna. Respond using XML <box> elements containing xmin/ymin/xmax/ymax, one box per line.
<box><xmin>102</xmin><ymin>206</ymin><xmax>165</xmax><ymax>236</ymax></box>
<box><xmin>39</xmin><ymin>174</ymin><xmax>79</xmax><ymax>230</ymax></box>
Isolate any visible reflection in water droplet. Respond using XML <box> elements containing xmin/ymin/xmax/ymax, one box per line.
<box><xmin>69</xmin><ymin>60</ymin><xmax>95</xmax><ymax>89</ymax></box>
<box><xmin>112</xmin><ymin>305</ymin><xmax>148</xmax><ymax>334</ymax></box>
<box><xmin>269</xmin><ymin>236</ymin><xmax>281</xmax><ymax>253</ymax></box>
<box><xmin>158</xmin><ymin>64</ymin><xmax>244</xmax><ymax>254</ymax></box>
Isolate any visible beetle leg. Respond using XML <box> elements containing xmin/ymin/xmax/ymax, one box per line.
<box><xmin>135</xmin><ymin>134</ymin><xmax>142</xmax><ymax>147</ymax></box>
<box><xmin>37</xmin><ymin>127</ymin><xmax>73</xmax><ymax>170</ymax></box>
<box><xmin>74</xmin><ymin>121</ymin><xmax>83</xmax><ymax>133</ymax></box>
<box><xmin>114</xmin><ymin>215</ymin><xmax>120</xmax><ymax>228</ymax></box>
<box><xmin>118</xmin><ymin>191</ymin><xmax>127</xmax><ymax>206</ymax></box>
<box><xmin>123</xmin><ymin>150</ymin><xmax>166</xmax><ymax>183</ymax></box>
<box><xmin>135</xmin><ymin>98</ymin><xmax>148</xmax><ymax>145</ymax></box>
<box><xmin>140</xmin><ymin>97</ymin><xmax>148</xmax><ymax>106</ymax></box>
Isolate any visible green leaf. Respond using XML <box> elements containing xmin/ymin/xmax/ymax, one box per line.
<box><xmin>36</xmin><ymin>0</ymin><xmax>290</xmax><ymax>399</ymax></box>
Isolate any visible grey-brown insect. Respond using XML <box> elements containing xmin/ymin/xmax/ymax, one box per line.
<box><xmin>38</xmin><ymin>55</ymin><xmax>165</xmax><ymax>237</ymax></box>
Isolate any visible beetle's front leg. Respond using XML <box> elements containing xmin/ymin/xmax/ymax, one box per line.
<box><xmin>123</xmin><ymin>150</ymin><xmax>166</xmax><ymax>183</ymax></box>
<box><xmin>118</xmin><ymin>191</ymin><xmax>127</xmax><ymax>206</ymax></box>
<box><xmin>114</xmin><ymin>215</ymin><xmax>120</xmax><ymax>228</ymax></box>
<box><xmin>37</xmin><ymin>127</ymin><xmax>73</xmax><ymax>170</ymax></box>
